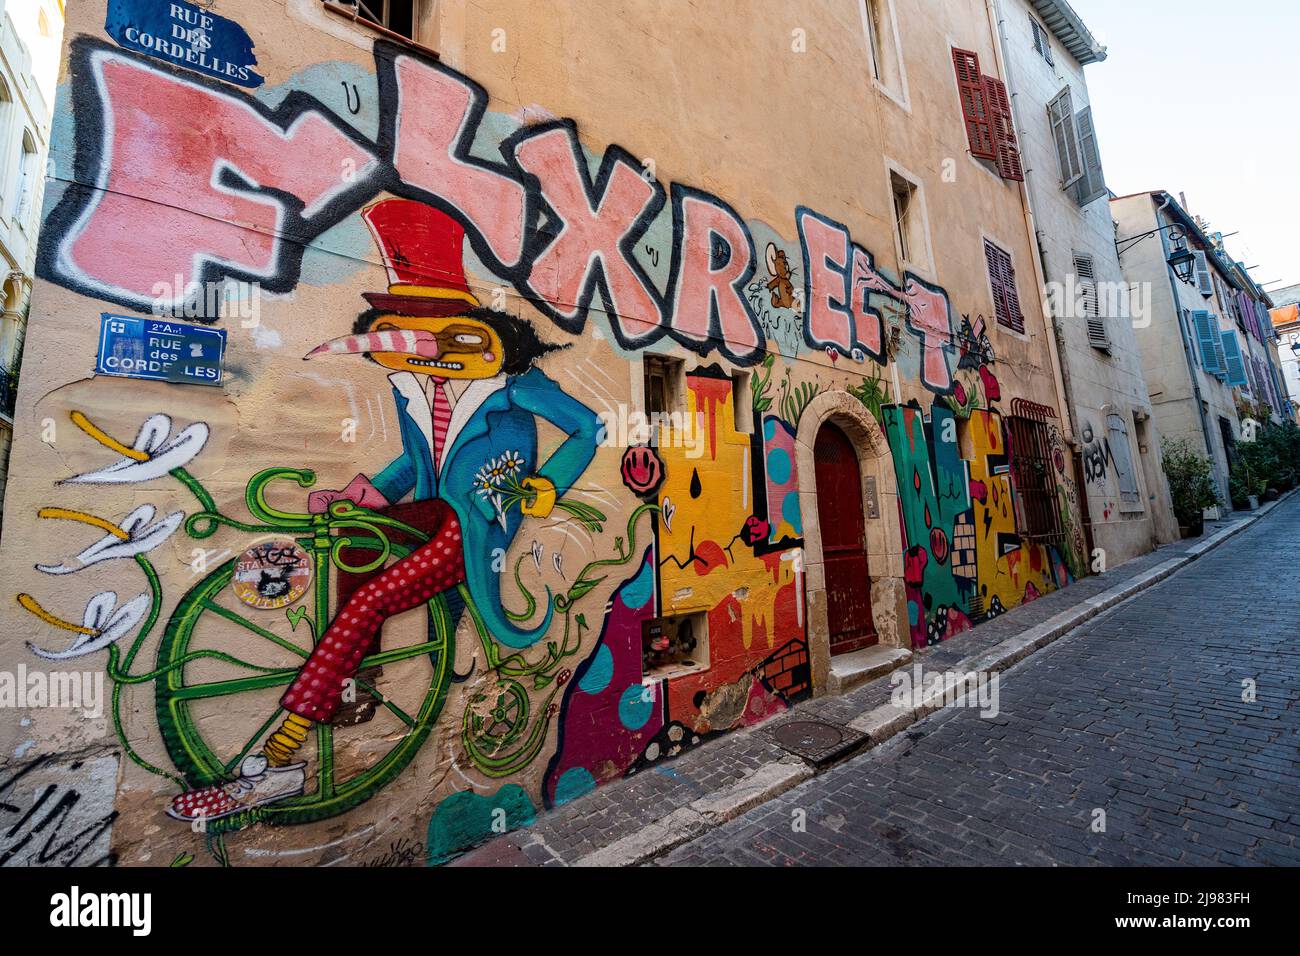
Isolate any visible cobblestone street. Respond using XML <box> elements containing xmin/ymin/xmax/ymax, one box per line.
<box><xmin>658</xmin><ymin>495</ymin><xmax>1300</xmax><ymax>866</ymax></box>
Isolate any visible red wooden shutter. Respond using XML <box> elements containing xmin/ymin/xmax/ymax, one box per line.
<box><xmin>983</xmin><ymin>75</ymin><xmax>1024</xmax><ymax>181</ymax></box>
<box><xmin>985</xmin><ymin>239</ymin><xmax>1024</xmax><ymax>333</ymax></box>
<box><xmin>953</xmin><ymin>48</ymin><xmax>996</xmax><ymax>159</ymax></box>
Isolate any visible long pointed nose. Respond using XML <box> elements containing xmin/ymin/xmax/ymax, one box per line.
<box><xmin>304</xmin><ymin>329</ymin><xmax>439</xmax><ymax>360</ymax></box>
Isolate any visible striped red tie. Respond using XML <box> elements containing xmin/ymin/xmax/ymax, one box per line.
<box><xmin>430</xmin><ymin>379</ymin><xmax>452</xmax><ymax>472</ymax></box>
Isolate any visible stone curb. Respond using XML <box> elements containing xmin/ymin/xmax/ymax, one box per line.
<box><xmin>561</xmin><ymin>492</ymin><xmax>1294</xmax><ymax>867</ymax></box>
<box><xmin>570</xmin><ymin>758</ymin><xmax>813</xmax><ymax>867</ymax></box>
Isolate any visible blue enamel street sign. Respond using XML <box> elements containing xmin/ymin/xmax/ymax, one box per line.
<box><xmin>96</xmin><ymin>314</ymin><xmax>226</xmax><ymax>387</ymax></box>
<box><xmin>105</xmin><ymin>0</ymin><xmax>265</xmax><ymax>89</ymax></box>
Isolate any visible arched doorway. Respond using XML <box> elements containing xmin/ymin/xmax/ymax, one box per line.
<box><xmin>812</xmin><ymin>421</ymin><xmax>877</xmax><ymax>655</ymax></box>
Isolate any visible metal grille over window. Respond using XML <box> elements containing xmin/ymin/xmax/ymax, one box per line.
<box><xmin>1006</xmin><ymin>404</ymin><xmax>1065</xmax><ymax>543</ymax></box>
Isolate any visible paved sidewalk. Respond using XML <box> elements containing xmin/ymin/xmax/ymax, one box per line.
<box><xmin>452</xmin><ymin>496</ymin><xmax>1291</xmax><ymax>867</ymax></box>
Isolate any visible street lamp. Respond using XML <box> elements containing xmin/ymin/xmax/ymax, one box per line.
<box><xmin>1166</xmin><ymin>239</ymin><xmax>1197</xmax><ymax>283</ymax></box>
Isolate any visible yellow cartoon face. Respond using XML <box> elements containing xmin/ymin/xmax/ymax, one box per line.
<box><xmin>367</xmin><ymin>315</ymin><xmax>504</xmax><ymax>379</ymax></box>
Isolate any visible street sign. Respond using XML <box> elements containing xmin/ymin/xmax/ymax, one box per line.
<box><xmin>95</xmin><ymin>314</ymin><xmax>226</xmax><ymax>387</ymax></box>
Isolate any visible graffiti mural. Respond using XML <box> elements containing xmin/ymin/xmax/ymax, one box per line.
<box><xmin>3</xmin><ymin>1</ymin><xmax>1087</xmax><ymax>867</ymax></box>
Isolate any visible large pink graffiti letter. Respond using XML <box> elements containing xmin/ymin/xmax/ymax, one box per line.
<box><xmin>510</xmin><ymin>123</ymin><xmax>665</xmax><ymax>341</ymax></box>
<box><xmin>388</xmin><ymin>54</ymin><xmax>529</xmax><ymax>274</ymax></box>
<box><xmin>902</xmin><ymin>276</ymin><xmax>955</xmax><ymax>394</ymax></box>
<box><xmin>668</xmin><ymin>187</ymin><xmax>763</xmax><ymax>364</ymax></box>
<box><xmin>58</xmin><ymin>51</ymin><xmax>380</xmax><ymax>313</ymax></box>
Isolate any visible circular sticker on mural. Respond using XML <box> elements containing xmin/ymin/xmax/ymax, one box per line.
<box><xmin>231</xmin><ymin>540</ymin><xmax>312</xmax><ymax>610</ymax></box>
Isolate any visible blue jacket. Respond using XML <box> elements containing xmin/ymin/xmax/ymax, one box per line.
<box><xmin>371</xmin><ymin>367</ymin><xmax>600</xmax><ymax>649</ymax></box>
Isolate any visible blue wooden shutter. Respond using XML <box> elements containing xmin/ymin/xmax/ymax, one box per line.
<box><xmin>1193</xmin><ymin>311</ymin><xmax>1220</xmax><ymax>371</ymax></box>
<box><xmin>1220</xmin><ymin>331</ymin><xmax>1247</xmax><ymax>385</ymax></box>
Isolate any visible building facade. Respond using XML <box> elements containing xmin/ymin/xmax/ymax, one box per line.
<box><xmin>0</xmin><ymin>0</ymin><xmax>1095</xmax><ymax>865</ymax></box>
<box><xmin>1112</xmin><ymin>191</ymin><xmax>1285</xmax><ymax>506</ymax></box>
<box><xmin>0</xmin><ymin>0</ymin><xmax>63</xmax><ymax>531</ymax></box>
<box><xmin>1268</xmin><ymin>283</ymin><xmax>1300</xmax><ymax>423</ymax></box>
<box><xmin>995</xmin><ymin>0</ymin><xmax>1178</xmax><ymax>559</ymax></box>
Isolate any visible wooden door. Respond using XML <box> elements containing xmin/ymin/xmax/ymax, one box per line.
<box><xmin>813</xmin><ymin>423</ymin><xmax>877</xmax><ymax>654</ymax></box>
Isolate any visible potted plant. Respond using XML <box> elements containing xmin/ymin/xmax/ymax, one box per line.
<box><xmin>1161</xmin><ymin>437</ymin><xmax>1221</xmax><ymax>537</ymax></box>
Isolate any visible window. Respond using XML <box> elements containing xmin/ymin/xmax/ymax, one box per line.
<box><xmin>1047</xmin><ymin>86</ymin><xmax>1083</xmax><ymax>188</ymax></box>
<box><xmin>1006</xmin><ymin>414</ymin><xmax>1065</xmax><ymax>541</ymax></box>
<box><xmin>983</xmin><ymin>76</ymin><xmax>1024</xmax><ymax>181</ymax></box>
<box><xmin>333</xmin><ymin>0</ymin><xmax>417</xmax><ymax>40</ymax></box>
<box><xmin>1106</xmin><ymin>413</ymin><xmax>1142</xmax><ymax>509</ymax></box>
<box><xmin>861</xmin><ymin>0</ymin><xmax>904</xmax><ymax>99</ymax></box>
<box><xmin>12</xmin><ymin>131</ymin><xmax>36</xmax><ymax>226</ymax></box>
<box><xmin>1221</xmin><ymin>331</ymin><xmax>1248</xmax><ymax>386</ymax></box>
<box><xmin>952</xmin><ymin>48</ymin><xmax>995</xmax><ymax>160</ymax></box>
<box><xmin>951</xmin><ymin>48</ymin><xmax>1023</xmax><ymax>182</ymax></box>
<box><xmin>1072</xmin><ymin>107</ymin><xmax>1107</xmax><ymax>206</ymax></box>
<box><xmin>1030</xmin><ymin>16</ymin><xmax>1055</xmax><ymax>66</ymax></box>
<box><xmin>985</xmin><ymin>239</ymin><xmax>1024</xmax><ymax>333</ymax></box>
<box><xmin>1074</xmin><ymin>253</ymin><xmax>1108</xmax><ymax>351</ymax></box>
<box><xmin>1192</xmin><ymin>250</ymin><xmax>1213</xmax><ymax>296</ymax></box>
<box><xmin>643</xmin><ymin>354</ymin><xmax>683</xmax><ymax>418</ymax></box>
<box><xmin>1190</xmin><ymin>311</ymin><xmax>1218</xmax><ymax>373</ymax></box>
<box><xmin>731</xmin><ymin>370</ymin><xmax>753</xmax><ymax>434</ymax></box>
<box><xmin>888</xmin><ymin>170</ymin><xmax>932</xmax><ymax>271</ymax></box>
<box><xmin>642</xmin><ymin>612</ymin><xmax>709</xmax><ymax>681</ymax></box>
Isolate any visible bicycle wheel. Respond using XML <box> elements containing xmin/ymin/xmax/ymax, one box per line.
<box><xmin>154</xmin><ymin>535</ymin><xmax>454</xmax><ymax>831</ymax></box>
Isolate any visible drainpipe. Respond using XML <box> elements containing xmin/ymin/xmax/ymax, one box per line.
<box><xmin>985</xmin><ymin>0</ymin><xmax>1076</xmax><ymax>444</ymax></box>
<box><xmin>1151</xmin><ymin>194</ymin><xmax>1222</xmax><ymax>497</ymax></box>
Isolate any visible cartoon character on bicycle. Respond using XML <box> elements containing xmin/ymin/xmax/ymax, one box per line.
<box><xmin>167</xmin><ymin>199</ymin><xmax>601</xmax><ymax>823</ymax></box>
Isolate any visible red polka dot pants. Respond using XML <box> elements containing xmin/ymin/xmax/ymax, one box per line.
<box><xmin>280</xmin><ymin>502</ymin><xmax>465</xmax><ymax>723</ymax></box>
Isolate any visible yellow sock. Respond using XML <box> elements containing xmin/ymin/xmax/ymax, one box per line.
<box><xmin>263</xmin><ymin>713</ymin><xmax>312</xmax><ymax>767</ymax></box>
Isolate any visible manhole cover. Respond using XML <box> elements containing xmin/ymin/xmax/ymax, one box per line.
<box><xmin>769</xmin><ymin>719</ymin><xmax>866</xmax><ymax>766</ymax></box>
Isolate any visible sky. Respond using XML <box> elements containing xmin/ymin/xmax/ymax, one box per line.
<box><xmin>1076</xmin><ymin>0</ymin><xmax>1299</xmax><ymax>297</ymax></box>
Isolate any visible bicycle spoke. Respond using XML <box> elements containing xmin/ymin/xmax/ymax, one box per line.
<box><xmin>171</xmin><ymin>669</ymin><xmax>297</xmax><ymax>701</ymax></box>
<box><xmin>316</xmin><ymin>724</ymin><xmax>335</xmax><ymax>800</ymax></box>
<box><xmin>203</xmin><ymin>601</ymin><xmax>310</xmax><ymax>660</ymax></box>
<box><xmin>354</xmin><ymin>678</ymin><xmax>415</xmax><ymax>728</ymax></box>
<box><xmin>225</xmin><ymin>707</ymin><xmax>286</xmax><ymax>773</ymax></box>
<box><xmin>359</xmin><ymin>638</ymin><xmax>445</xmax><ymax>669</ymax></box>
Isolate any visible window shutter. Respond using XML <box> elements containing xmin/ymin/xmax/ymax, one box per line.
<box><xmin>1211</xmin><ymin>320</ymin><xmax>1228</xmax><ymax>380</ymax></box>
<box><xmin>953</xmin><ymin>48</ymin><xmax>996</xmax><ymax>160</ymax></box>
<box><xmin>1220</xmin><ymin>331</ymin><xmax>1248</xmax><ymax>386</ymax></box>
<box><xmin>1047</xmin><ymin>87</ymin><xmax>1083</xmax><ymax>187</ymax></box>
<box><xmin>1193</xmin><ymin>311</ymin><xmax>1220</xmax><ymax>372</ymax></box>
<box><xmin>983</xmin><ymin>76</ymin><xmax>1024</xmax><ymax>181</ymax></box>
<box><xmin>1031</xmin><ymin>18</ymin><xmax>1055</xmax><ymax>66</ymax></box>
<box><xmin>1074</xmin><ymin>253</ymin><xmax>1109</xmax><ymax>350</ymax></box>
<box><xmin>1193</xmin><ymin>251</ymin><xmax>1213</xmax><ymax>296</ymax></box>
<box><xmin>1072</xmin><ymin>107</ymin><xmax>1107</xmax><ymax>206</ymax></box>
<box><xmin>986</xmin><ymin>239</ymin><xmax>1023</xmax><ymax>333</ymax></box>
<box><xmin>1106</xmin><ymin>414</ymin><xmax>1140</xmax><ymax>503</ymax></box>
<box><xmin>1269</xmin><ymin>363</ymin><xmax>1284</xmax><ymax>412</ymax></box>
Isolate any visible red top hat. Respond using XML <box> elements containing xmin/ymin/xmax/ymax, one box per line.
<box><xmin>361</xmin><ymin>199</ymin><xmax>482</xmax><ymax>317</ymax></box>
